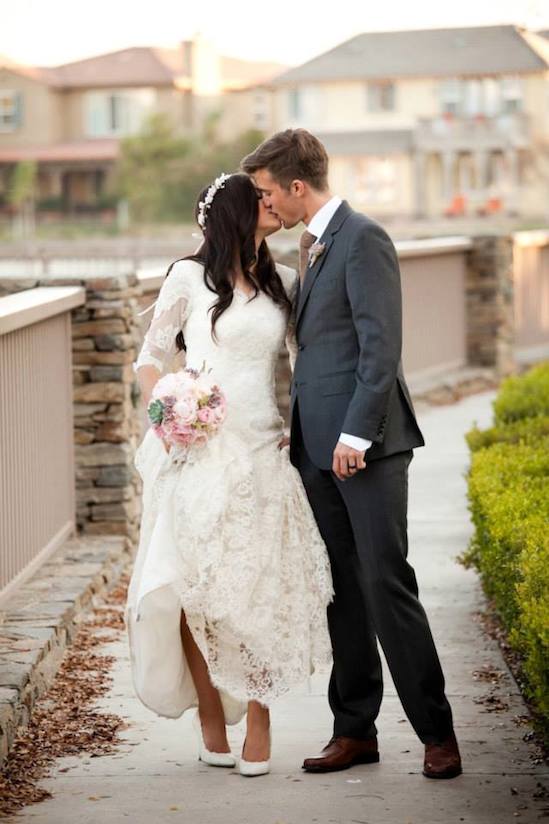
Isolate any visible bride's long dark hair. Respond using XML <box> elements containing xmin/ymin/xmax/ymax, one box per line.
<box><xmin>167</xmin><ymin>172</ymin><xmax>291</xmax><ymax>352</ymax></box>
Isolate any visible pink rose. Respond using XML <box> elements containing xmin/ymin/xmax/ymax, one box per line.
<box><xmin>197</xmin><ymin>406</ymin><xmax>214</xmax><ymax>425</ymax></box>
<box><xmin>212</xmin><ymin>398</ymin><xmax>227</xmax><ymax>424</ymax></box>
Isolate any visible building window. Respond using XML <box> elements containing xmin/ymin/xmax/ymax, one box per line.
<box><xmin>367</xmin><ymin>81</ymin><xmax>395</xmax><ymax>112</ymax></box>
<box><xmin>109</xmin><ymin>95</ymin><xmax>129</xmax><ymax>132</ymax></box>
<box><xmin>501</xmin><ymin>77</ymin><xmax>523</xmax><ymax>113</ymax></box>
<box><xmin>0</xmin><ymin>90</ymin><xmax>22</xmax><ymax>132</ymax></box>
<box><xmin>482</xmin><ymin>78</ymin><xmax>501</xmax><ymax>117</ymax></box>
<box><xmin>463</xmin><ymin>79</ymin><xmax>489</xmax><ymax>117</ymax></box>
<box><xmin>253</xmin><ymin>93</ymin><xmax>269</xmax><ymax>129</ymax></box>
<box><xmin>289</xmin><ymin>88</ymin><xmax>302</xmax><ymax>119</ymax></box>
<box><xmin>439</xmin><ymin>79</ymin><xmax>463</xmax><ymax>116</ymax></box>
<box><xmin>354</xmin><ymin>157</ymin><xmax>398</xmax><ymax>206</ymax></box>
<box><xmin>85</xmin><ymin>89</ymin><xmax>155</xmax><ymax>137</ymax></box>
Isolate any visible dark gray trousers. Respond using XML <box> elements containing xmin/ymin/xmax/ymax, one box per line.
<box><xmin>292</xmin><ymin>402</ymin><xmax>454</xmax><ymax>744</ymax></box>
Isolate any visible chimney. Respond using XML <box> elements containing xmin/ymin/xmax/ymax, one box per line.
<box><xmin>185</xmin><ymin>32</ymin><xmax>221</xmax><ymax>97</ymax></box>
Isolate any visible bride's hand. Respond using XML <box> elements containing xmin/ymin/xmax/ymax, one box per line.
<box><xmin>278</xmin><ymin>435</ymin><xmax>290</xmax><ymax>450</ymax></box>
<box><xmin>162</xmin><ymin>439</ymin><xmax>171</xmax><ymax>454</ymax></box>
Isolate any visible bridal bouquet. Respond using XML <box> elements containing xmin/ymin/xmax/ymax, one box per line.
<box><xmin>147</xmin><ymin>363</ymin><xmax>226</xmax><ymax>462</ymax></box>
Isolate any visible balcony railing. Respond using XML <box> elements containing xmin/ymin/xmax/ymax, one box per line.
<box><xmin>416</xmin><ymin>113</ymin><xmax>530</xmax><ymax>151</ymax></box>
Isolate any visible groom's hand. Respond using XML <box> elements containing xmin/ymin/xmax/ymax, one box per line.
<box><xmin>333</xmin><ymin>442</ymin><xmax>366</xmax><ymax>481</ymax></box>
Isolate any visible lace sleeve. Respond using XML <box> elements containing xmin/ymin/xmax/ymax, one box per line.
<box><xmin>276</xmin><ymin>263</ymin><xmax>299</xmax><ymax>374</ymax></box>
<box><xmin>133</xmin><ymin>261</ymin><xmax>193</xmax><ymax>373</ymax></box>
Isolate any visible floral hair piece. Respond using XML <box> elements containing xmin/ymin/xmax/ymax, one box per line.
<box><xmin>197</xmin><ymin>173</ymin><xmax>232</xmax><ymax>229</ymax></box>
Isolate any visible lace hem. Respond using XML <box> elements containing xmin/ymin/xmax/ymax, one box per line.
<box><xmin>132</xmin><ymin>428</ymin><xmax>333</xmax><ymax>706</ymax></box>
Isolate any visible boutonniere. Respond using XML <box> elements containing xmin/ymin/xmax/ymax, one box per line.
<box><xmin>308</xmin><ymin>241</ymin><xmax>326</xmax><ymax>268</ymax></box>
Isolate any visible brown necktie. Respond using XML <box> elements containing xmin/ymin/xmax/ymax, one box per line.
<box><xmin>299</xmin><ymin>230</ymin><xmax>317</xmax><ymax>282</ymax></box>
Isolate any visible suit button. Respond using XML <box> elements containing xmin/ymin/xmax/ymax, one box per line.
<box><xmin>298</xmin><ymin>344</ymin><xmax>306</xmax><ymax>351</ymax></box>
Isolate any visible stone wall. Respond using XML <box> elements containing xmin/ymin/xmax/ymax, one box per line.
<box><xmin>466</xmin><ymin>235</ymin><xmax>515</xmax><ymax>377</ymax></box>
<box><xmin>70</xmin><ymin>275</ymin><xmax>143</xmax><ymax>543</ymax></box>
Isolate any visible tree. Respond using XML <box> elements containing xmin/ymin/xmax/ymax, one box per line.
<box><xmin>115</xmin><ymin>111</ymin><xmax>266</xmax><ymax>224</ymax></box>
<box><xmin>115</xmin><ymin>113</ymin><xmax>192</xmax><ymax>223</ymax></box>
<box><xmin>8</xmin><ymin>160</ymin><xmax>37</xmax><ymax>240</ymax></box>
<box><xmin>169</xmin><ymin>125</ymin><xmax>267</xmax><ymax>221</ymax></box>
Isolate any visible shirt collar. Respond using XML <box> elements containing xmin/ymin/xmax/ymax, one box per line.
<box><xmin>306</xmin><ymin>195</ymin><xmax>343</xmax><ymax>241</ymax></box>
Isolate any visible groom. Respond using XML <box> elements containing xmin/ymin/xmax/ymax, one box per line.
<box><xmin>242</xmin><ymin>129</ymin><xmax>462</xmax><ymax>779</ymax></box>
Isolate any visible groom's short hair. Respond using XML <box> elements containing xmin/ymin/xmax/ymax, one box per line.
<box><xmin>241</xmin><ymin>129</ymin><xmax>329</xmax><ymax>192</ymax></box>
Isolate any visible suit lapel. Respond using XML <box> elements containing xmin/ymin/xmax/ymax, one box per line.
<box><xmin>296</xmin><ymin>236</ymin><xmax>334</xmax><ymax>321</ymax></box>
<box><xmin>296</xmin><ymin>200</ymin><xmax>353</xmax><ymax>327</ymax></box>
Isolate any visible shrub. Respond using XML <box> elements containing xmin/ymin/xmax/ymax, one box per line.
<box><xmin>493</xmin><ymin>362</ymin><xmax>549</xmax><ymax>424</ymax></box>
<box><xmin>465</xmin><ymin>362</ymin><xmax>549</xmax><ymax>741</ymax></box>
<box><xmin>466</xmin><ymin>415</ymin><xmax>549</xmax><ymax>452</ymax></box>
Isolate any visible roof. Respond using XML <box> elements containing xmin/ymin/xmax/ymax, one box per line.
<box><xmin>0</xmin><ymin>55</ymin><xmax>56</xmax><ymax>85</ymax></box>
<box><xmin>44</xmin><ymin>48</ymin><xmax>176</xmax><ymax>88</ymax></box>
<box><xmin>315</xmin><ymin>130</ymin><xmax>414</xmax><ymax>156</ymax></box>
<box><xmin>272</xmin><ymin>25</ymin><xmax>549</xmax><ymax>85</ymax></box>
<box><xmin>0</xmin><ymin>139</ymin><xmax>119</xmax><ymax>164</ymax></box>
<box><xmin>0</xmin><ymin>46</ymin><xmax>287</xmax><ymax>91</ymax></box>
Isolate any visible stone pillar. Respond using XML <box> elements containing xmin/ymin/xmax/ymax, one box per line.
<box><xmin>441</xmin><ymin>151</ymin><xmax>455</xmax><ymax>202</ymax></box>
<box><xmin>473</xmin><ymin>150</ymin><xmax>489</xmax><ymax>191</ymax></box>
<box><xmin>413</xmin><ymin>151</ymin><xmax>427</xmax><ymax>218</ymax></box>
<box><xmin>504</xmin><ymin>148</ymin><xmax>519</xmax><ymax>214</ymax></box>
<box><xmin>466</xmin><ymin>235</ymin><xmax>516</xmax><ymax>376</ymax></box>
<box><xmin>69</xmin><ymin>274</ymin><xmax>143</xmax><ymax>543</ymax></box>
<box><xmin>457</xmin><ymin>153</ymin><xmax>469</xmax><ymax>194</ymax></box>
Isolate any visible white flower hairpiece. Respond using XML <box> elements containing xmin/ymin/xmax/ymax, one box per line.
<box><xmin>197</xmin><ymin>173</ymin><xmax>232</xmax><ymax>229</ymax></box>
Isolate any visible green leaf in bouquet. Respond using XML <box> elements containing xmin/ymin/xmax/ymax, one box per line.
<box><xmin>147</xmin><ymin>399</ymin><xmax>164</xmax><ymax>425</ymax></box>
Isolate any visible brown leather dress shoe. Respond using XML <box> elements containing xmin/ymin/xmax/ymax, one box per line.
<box><xmin>302</xmin><ymin>736</ymin><xmax>379</xmax><ymax>773</ymax></box>
<box><xmin>423</xmin><ymin>731</ymin><xmax>462</xmax><ymax>779</ymax></box>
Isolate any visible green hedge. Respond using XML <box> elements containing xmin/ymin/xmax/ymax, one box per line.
<box><xmin>464</xmin><ymin>362</ymin><xmax>549</xmax><ymax>740</ymax></box>
<box><xmin>493</xmin><ymin>362</ymin><xmax>549</xmax><ymax>424</ymax></box>
<box><xmin>466</xmin><ymin>415</ymin><xmax>549</xmax><ymax>452</ymax></box>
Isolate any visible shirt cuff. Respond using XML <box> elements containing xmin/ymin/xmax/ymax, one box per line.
<box><xmin>339</xmin><ymin>432</ymin><xmax>373</xmax><ymax>452</ymax></box>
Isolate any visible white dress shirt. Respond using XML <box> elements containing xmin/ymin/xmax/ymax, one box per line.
<box><xmin>305</xmin><ymin>196</ymin><xmax>372</xmax><ymax>455</ymax></box>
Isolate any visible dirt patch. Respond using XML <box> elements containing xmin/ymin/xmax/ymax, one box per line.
<box><xmin>0</xmin><ymin>573</ymin><xmax>130</xmax><ymax>819</ymax></box>
<box><xmin>473</xmin><ymin>607</ymin><xmax>548</xmax><ymax>765</ymax></box>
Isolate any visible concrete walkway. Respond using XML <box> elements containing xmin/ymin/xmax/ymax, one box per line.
<box><xmin>12</xmin><ymin>391</ymin><xmax>549</xmax><ymax>823</ymax></box>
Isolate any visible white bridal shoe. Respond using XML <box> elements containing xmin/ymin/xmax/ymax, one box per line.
<box><xmin>193</xmin><ymin>712</ymin><xmax>236</xmax><ymax>768</ymax></box>
<box><xmin>239</xmin><ymin>730</ymin><xmax>271</xmax><ymax>777</ymax></box>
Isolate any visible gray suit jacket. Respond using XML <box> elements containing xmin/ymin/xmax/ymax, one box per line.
<box><xmin>289</xmin><ymin>200</ymin><xmax>425</xmax><ymax>470</ymax></box>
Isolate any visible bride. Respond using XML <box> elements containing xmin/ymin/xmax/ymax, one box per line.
<box><xmin>125</xmin><ymin>172</ymin><xmax>333</xmax><ymax>777</ymax></box>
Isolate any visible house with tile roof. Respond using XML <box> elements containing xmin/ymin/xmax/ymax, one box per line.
<box><xmin>269</xmin><ymin>25</ymin><xmax>549</xmax><ymax>219</ymax></box>
<box><xmin>0</xmin><ymin>34</ymin><xmax>284</xmax><ymax>213</ymax></box>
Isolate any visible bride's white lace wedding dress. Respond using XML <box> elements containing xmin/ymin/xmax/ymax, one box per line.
<box><xmin>124</xmin><ymin>258</ymin><xmax>333</xmax><ymax>723</ymax></box>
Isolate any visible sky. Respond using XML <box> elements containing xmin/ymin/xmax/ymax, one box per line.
<box><xmin>1</xmin><ymin>0</ymin><xmax>549</xmax><ymax>68</ymax></box>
